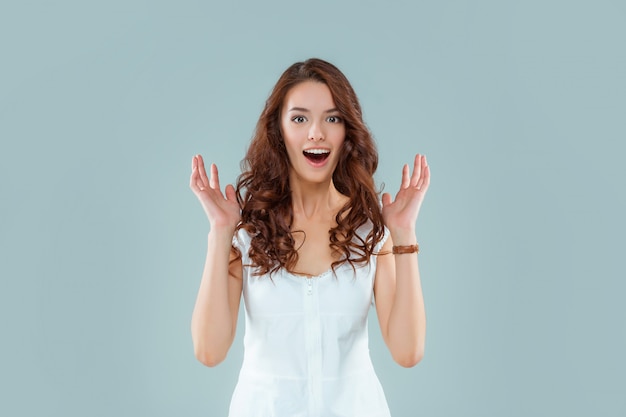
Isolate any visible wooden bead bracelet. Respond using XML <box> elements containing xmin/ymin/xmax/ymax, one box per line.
<box><xmin>392</xmin><ymin>244</ymin><xmax>419</xmax><ymax>255</ymax></box>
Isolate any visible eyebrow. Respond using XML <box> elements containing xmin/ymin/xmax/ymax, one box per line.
<box><xmin>287</xmin><ymin>107</ymin><xmax>339</xmax><ymax>113</ymax></box>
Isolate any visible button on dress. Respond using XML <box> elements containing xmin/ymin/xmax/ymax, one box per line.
<box><xmin>229</xmin><ymin>224</ymin><xmax>391</xmax><ymax>417</ymax></box>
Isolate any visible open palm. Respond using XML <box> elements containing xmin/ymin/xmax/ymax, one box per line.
<box><xmin>382</xmin><ymin>154</ymin><xmax>430</xmax><ymax>233</ymax></box>
<box><xmin>189</xmin><ymin>154</ymin><xmax>241</xmax><ymax>230</ymax></box>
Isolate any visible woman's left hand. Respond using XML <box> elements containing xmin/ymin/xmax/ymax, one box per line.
<box><xmin>382</xmin><ymin>154</ymin><xmax>430</xmax><ymax>235</ymax></box>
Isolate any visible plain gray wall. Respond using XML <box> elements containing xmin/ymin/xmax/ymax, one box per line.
<box><xmin>1</xmin><ymin>0</ymin><xmax>624</xmax><ymax>416</ymax></box>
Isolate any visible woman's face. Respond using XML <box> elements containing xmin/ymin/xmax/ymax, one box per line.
<box><xmin>280</xmin><ymin>81</ymin><xmax>346</xmax><ymax>185</ymax></box>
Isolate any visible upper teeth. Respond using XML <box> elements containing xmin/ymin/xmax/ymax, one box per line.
<box><xmin>304</xmin><ymin>149</ymin><xmax>330</xmax><ymax>154</ymax></box>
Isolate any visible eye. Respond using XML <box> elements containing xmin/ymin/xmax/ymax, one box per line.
<box><xmin>291</xmin><ymin>116</ymin><xmax>307</xmax><ymax>124</ymax></box>
<box><xmin>326</xmin><ymin>115</ymin><xmax>342</xmax><ymax>123</ymax></box>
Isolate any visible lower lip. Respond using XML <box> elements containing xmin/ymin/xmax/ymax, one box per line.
<box><xmin>304</xmin><ymin>153</ymin><xmax>331</xmax><ymax>168</ymax></box>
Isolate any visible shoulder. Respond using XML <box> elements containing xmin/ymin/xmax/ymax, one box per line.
<box><xmin>375</xmin><ymin>225</ymin><xmax>390</xmax><ymax>252</ymax></box>
<box><xmin>232</xmin><ymin>225</ymin><xmax>253</xmax><ymax>254</ymax></box>
<box><xmin>354</xmin><ymin>219</ymin><xmax>389</xmax><ymax>245</ymax></box>
<box><xmin>352</xmin><ymin>221</ymin><xmax>390</xmax><ymax>261</ymax></box>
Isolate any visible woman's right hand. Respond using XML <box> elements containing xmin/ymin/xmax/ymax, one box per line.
<box><xmin>189</xmin><ymin>154</ymin><xmax>241</xmax><ymax>231</ymax></box>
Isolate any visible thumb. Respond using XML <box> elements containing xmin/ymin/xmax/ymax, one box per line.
<box><xmin>225</xmin><ymin>184</ymin><xmax>237</xmax><ymax>203</ymax></box>
<box><xmin>381</xmin><ymin>192</ymin><xmax>392</xmax><ymax>207</ymax></box>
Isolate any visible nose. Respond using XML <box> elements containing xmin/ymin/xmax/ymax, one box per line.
<box><xmin>308</xmin><ymin>122</ymin><xmax>324</xmax><ymax>141</ymax></box>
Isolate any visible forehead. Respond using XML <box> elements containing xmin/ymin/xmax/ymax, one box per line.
<box><xmin>283</xmin><ymin>81</ymin><xmax>336</xmax><ymax>111</ymax></box>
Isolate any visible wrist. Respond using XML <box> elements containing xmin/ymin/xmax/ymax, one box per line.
<box><xmin>208</xmin><ymin>224</ymin><xmax>237</xmax><ymax>241</ymax></box>
<box><xmin>389</xmin><ymin>228</ymin><xmax>417</xmax><ymax>246</ymax></box>
<box><xmin>392</xmin><ymin>243</ymin><xmax>419</xmax><ymax>255</ymax></box>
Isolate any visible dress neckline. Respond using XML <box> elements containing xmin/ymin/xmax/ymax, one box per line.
<box><xmin>283</xmin><ymin>267</ymin><xmax>334</xmax><ymax>280</ymax></box>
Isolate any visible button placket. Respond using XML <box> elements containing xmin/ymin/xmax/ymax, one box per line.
<box><xmin>303</xmin><ymin>276</ymin><xmax>322</xmax><ymax>415</ymax></box>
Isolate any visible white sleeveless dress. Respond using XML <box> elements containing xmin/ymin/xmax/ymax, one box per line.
<box><xmin>228</xmin><ymin>223</ymin><xmax>391</xmax><ymax>417</ymax></box>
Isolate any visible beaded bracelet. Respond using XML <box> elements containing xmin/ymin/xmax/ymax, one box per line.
<box><xmin>392</xmin><ymin>244</ymin><xmax>419</xmax><ymax>255</ymax></box>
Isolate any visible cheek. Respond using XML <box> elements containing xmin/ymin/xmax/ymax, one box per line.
<box><xmin>281</xmin><ymin>121</ymin><xmax>301</xmax><ymax>141</ymax></box>
<box><xmin>280</xmin><ymin>124</ymin><xmax>294</xmax><ymax>147</ymax></box>
<box><xmin>282</xmin><ymin>135</ymin><xmax>300</xmax><ymax>161</ymax></box>
<box><xmin>332</xmin><ymin>127</ymin><xmax>346</xmax><ymax>146</ymax></box>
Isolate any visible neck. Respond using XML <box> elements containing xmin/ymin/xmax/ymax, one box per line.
<box><xmin>289</xmin><ymin>175</ymin><xmax>344</xmax><ymax>220</ymax></box>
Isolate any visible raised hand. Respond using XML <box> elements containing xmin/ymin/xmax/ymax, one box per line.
<box><xmin>189</xmin><ymin>154</ymin><xmax>241</xmax><ymax>231</ymax></box>
<box><xmin>382</xmin><ymin>154</ymin><xmax>430</xmax><ymax>235</ymax></box>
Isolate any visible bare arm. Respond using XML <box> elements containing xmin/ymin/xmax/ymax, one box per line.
<box><xmin>375</xmin><ymin>154</ymin><xmax>430</xmax><ymax>367</ymax></box>
<box><xmin>374</xmin><ymin>233</ymin><xmax>425</xmax><ymax>368</ymax></box>
<box><xmin>189</xmin><ymin>154</ymin><xmax>243</xmax><ymax>367</ymax></box>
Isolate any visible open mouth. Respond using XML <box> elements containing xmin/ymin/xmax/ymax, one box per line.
<box><xmin>303</xmin><ymin>149</ymin><xmax>330</xmax><ymax>164</ymax></box>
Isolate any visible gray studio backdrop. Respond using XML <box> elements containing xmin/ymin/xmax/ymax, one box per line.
<box><xmin>1</xmin><ymin>1</ymin><xmax>624</xmax><ymax>416</ymax></box>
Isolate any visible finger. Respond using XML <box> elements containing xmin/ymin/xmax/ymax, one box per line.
<box><xmin>415</xmin><ymin>155</ymin><xmax>426</xmax><ymax>189</ymax></box>
<box><xmin>197</xmin><ymin>155</ymin><xmax>210</xmax><ymax>189</ymax></box>
<box><xmin>401</xmin><ymin>164</ymin><xmax>410</xmax><ymax>189</ymax></box>
<box><xmin>382</xmin><ymin>192</ymin><xmax>392</xmax><ymax>207</ymax></box>
<box><xmin>417</xmin><ymin>164</ymin><xmax>430</xmax><ymax>191</ymax></box>
<box><xmin>190</xmin><ymin>156</ymin><xmax>201</xmax><ymax>190</ymax></box>
<box><xmin>210</xmin><ymin>163</ymin><xmax>221</xmax><ymax>190</ymax></box>
<box><xmin>225</xmin><ymin>184</ymin><xmax>237</xmax><ymax>203</ymax></box>
<box><xmin>410</xmin><ymin>154</ymin><xmax>422</xmax><ymax>188</ymax></box>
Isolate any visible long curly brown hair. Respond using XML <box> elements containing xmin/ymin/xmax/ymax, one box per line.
<box><xmin>235</xmin><ymin>58</ymin><xmax>385</xmax><ymax>276</ymax></box>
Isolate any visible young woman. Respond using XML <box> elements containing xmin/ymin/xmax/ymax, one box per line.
<box><xmin>190</xmin><ymin>58</ymin><xmax>430</xmax><ymax>417</ymax></box>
